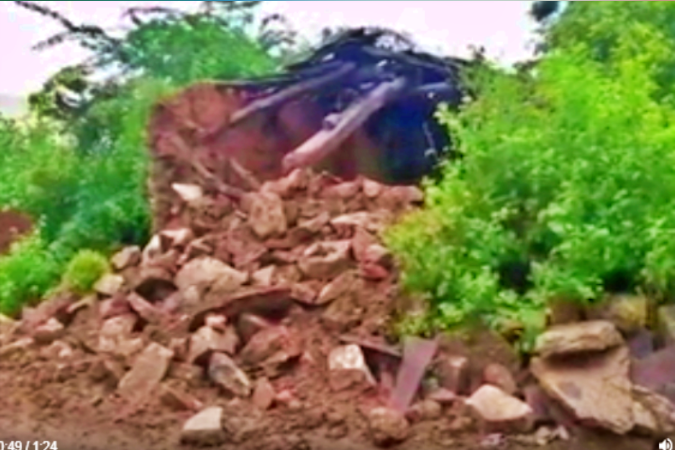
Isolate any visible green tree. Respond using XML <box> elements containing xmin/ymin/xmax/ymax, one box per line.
<box><xmin>0</xmin><ymin>1</ymin><xmax>285</xmax><ymax>314</ymax></box>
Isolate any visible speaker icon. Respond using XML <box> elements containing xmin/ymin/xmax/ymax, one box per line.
<box><xmin>660</xmin><ymin>438</ymin><xmax>673</xmax><ymax>450</ymax></box>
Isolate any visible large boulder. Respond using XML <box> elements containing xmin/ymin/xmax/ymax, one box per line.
<box><xmin>531</xmin><ymin>345</ymin><xmax>633</xmax><ymax>434</ymax></box>
<box><xmin>534</xmin><ymin>320</ymin><xmax>623</xmax><ymax>358</ymax></box>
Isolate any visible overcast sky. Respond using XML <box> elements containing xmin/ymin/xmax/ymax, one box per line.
<box><xmin>0</xmin><ymin>1</ymin><xmax>539</xmax><ymax>98</ymax></box>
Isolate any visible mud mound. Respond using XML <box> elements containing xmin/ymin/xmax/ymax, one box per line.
<box><xmin>0</xmin><ymin>169</ymin><xmax>660</xmax><ymax>450</ymax></box>
<box><xmin>0</xmin><ymin>209</ymin><xmax>32</xmax><ymax>255</ymax></box>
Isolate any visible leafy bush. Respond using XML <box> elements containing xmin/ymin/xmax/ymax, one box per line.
<box><xmin>0</xmin><ymin>234</ymin><xmax>60</xmax><ymax>315</ymax></box>
<box><xmin>62</xmin><ymin>249</ymin><xmax>110</xmax><ymax>295</ymax></box>
<box><xmin>385</xmin><ymin>4</ymin><xmax>675</xmax><ymax>348</ymax></box>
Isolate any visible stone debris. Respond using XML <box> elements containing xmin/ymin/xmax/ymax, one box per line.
<box><xmin>252</xmin><ymin>377</ymin><xmax>275</xmax><ymax>410</ymax></box>
<box><xmin>94</xmin><ymin>274</ymin><xmax>125</xmax><ymax>297</ymax></box>
<box><xmin>531</xmin><ymin>345</ymin><xmax>633</xmax><ymax>434</ymax></box>
<box><xmin>426</xmin><ymin>387</ymin><xmax>457</xmax><ymax>405</ymax></box>
<box><xmin>239</xmin><ymin>326</ymin><xmax>291</xmax><ymax>368</ymax></box>
<box><xmin>6</xmin><ymin>166</ymin><xmax>673</xmax><ymax>449</ymax></box>
<box><xmin>534</xmin><ymin>320</ymin><xmax>624</xmax><ymax>358</ymax></box>
<box><xmin>0</xmin><ymin>337</ymin><xmax>33</xmax><ymax>359</ymax></box>
<box><xmin>160</xmin><ymin>383</ymin><xmax>204</xmax><ymax>411</ymax></box>
<box><xmin>631</xmin><ymin>385</ymin><xmax>675</xmax><ymax>435</ymax></box>
<box><xmin>99</xmin><ymin>295</ymin><xmax>131</xmax><ymax>320</ymax></box>
<box><xmin>465</xmin><ymin>384</ymin><xmax>534</xmax><ymax>433</ymax></box>
<box><xmin>111</xmin><ymin>246</ymin><xmax>141</xmax><ymax>271</ymax></box>
<box><xmin>367</xmin><ymin>407</ymin><xmax>410</xmax><ymax>447</ymax></box>
<box><xmin>406</xmin><ymin>399</ymin><xmax>442</xmax><ymax>423</ymax></box>
<box><xmin>127</xmin><ymin>293</ymin><xmax>164</xmax><ymax>324</ymax></box>
<box><xmin>328</xmin><ymin>344</ymin><xmax>376</xmax><ymax>389</ymax></box>
<box><xmin>98</xmin><ymin>314</ymin><xmax>137</xmax><ymax>353</ymax></box>
<box><xmin>188</xmin><ymin>326</ymin><xmax>239</xmax><ymax>364</ymax></box>
<box><xmin>298</xmin><ymin>240</ymin><xmax>352</xmax><ymax>280</ymax></box>
<box><xmin>208</xmin><ymin>352</ymin><xmax>251</xmax><ymax>398</ymax></box>
<box><xmin>533</xmin><ymin>326</ymin><xmax>675</xmax><ymax>437</ymax></box>
<box><xmin>117</xmin><ymin>342</ymin><xmax>174</xmax><ymax>401</ymax></box>
<box><xmin>32</xmin><ymin>317</ymin><xmax>65</xmax><ymax>345</ymax></box>
<box><xmin>172</xmin><ymin>183</ymin><xmax>204</xmax><ymax>204</ymax></box>
<box><xmin>243</xmin><ymin>192</ymin><xmax>288</xmax><ymax>239</ymax></box>
<box><xmin>236</xmin><ymin>313</ymin><xmax>272</xmax><ymax>343</ymax></box>
<box><xmin>180</xmin><ymin>406</ymin><xmax>226</xmax><ymax>446</ymax></box>
<box><xmin>159</xmin><ymin>228</ymin><xmax>194</xmax><ymax>251</ymax></box>
<box><xmin>511</xmin><ymin>425</ymin><xmax>570</xmax><ymax>446</ymax></box>
<box><xmin>39</xmin><ymin>340</ymin><xmax>74</xmax><ymax>360</ymax></box>
<box><xmin>204</xmin><ymin>313</ymin><xmax>227</xmax><ymax>332</ymax></box>
<box><xmin>175</xmin><ymin>257</ymin><xmax>247</xmax><ymax>298</ymax></box>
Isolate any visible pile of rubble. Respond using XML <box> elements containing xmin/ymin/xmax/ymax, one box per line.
<box><xmin>0</xmin><ymin>168</ymin><xmax>674</xmax><ymax>449</ymax></box>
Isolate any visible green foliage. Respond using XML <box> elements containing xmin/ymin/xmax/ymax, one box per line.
<box><xmin>544</xmin><ymin>2</ymin><xmax>675</xmax><ymax>105</ymax></box>
<box><xmin>120</xmin><ymin>15</ymin><xmax>276</xmax><ymax>85</ymax></box>
<box><xmin>62</xmin><ymin>249</ymin><xmax>110</xmax><ymax>295</ymax></box>
<box><xmin>0</xmin><ymin>234</ymin><xmax>60</xmax><ymax>315</ymax></box>
<box><xmin>385</xmin><ymin>2</ymin><xmax>675</xmax><ymax>348</ymax></box>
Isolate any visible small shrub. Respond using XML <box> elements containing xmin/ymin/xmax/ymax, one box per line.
<box><xmin>62</xmin><ymin>249</ymin><xmax>110</xmax><ymax>295</ymax></box>
<box><xmin>0</xmin><ymin>233</ymin><xmax>61</xmax><ymax>316</ymax></box>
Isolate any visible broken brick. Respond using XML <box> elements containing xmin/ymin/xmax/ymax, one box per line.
<box><xmin>252</xmin><ymin>377</ymin><xmax>276</xmax><ymax>410</ymax></box>
<box><xmin>160</xmin><ymin>383</ymin><xmax>203</xmax><ymax>411</ymax></box>
<box><xmin>208</xmin><ymin>352</ymin><xmax>251</xmax><ymax>397</ymax></box>
<box><xmin>298</xmin><ymin>240</ymin><xmax>352</xmax><ymax>280</ymax></box>
<box><xmin>189</xmin><ymin>326</ymin><xmax>239</xmax><ymax>365</ymax></box>
<box><xmin>117</xmin><ymin>342</ymin><xmax>174</xmax><ymax>401</ymax></box>
<box><xmin>94</xmin><ymin>274</ymin><xmax>125</xmax><ymax>297</ymax></box>
<box><xmin>240</xmin><ymin>326</ymin><xmax>290</xmax><ymax>367</ymax></box>
<box><xmin>127</xmin><ymin>292</ymin><xmax>165</xmax><ymax>325</ymax></box>
<box><xmin>111</xmin><ymin>246</ymin><xmax>142</xmax><ymax>271</ymax></box>
<box><xmin>243</xmin><ymin>192</ymin><xmax>288</xmax><ymax>239</ymax></box>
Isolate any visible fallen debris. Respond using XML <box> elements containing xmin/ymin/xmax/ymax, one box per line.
<box><xmin>534</xmin><ymin>320</ymin><xmax>624</xmax><ymax>358</ymax></box>
<box><xmin>208</xmin><ymin>352</ymin><xmax>252</xmax><ymax>398</ymax></box>
<box><xmin>117</xmin><ymin>342</ymin><xmax>174</xmax><ymax>401</ymax></box>
<box><xmin>0</xmin><ymin>162</ymin><xmax>670</xmax><ymax>450</ymax></box>
<box><xmin>181</xmin><ymin>406</ymin><xmax>227</xmax><ymax>446</ymax></box>
<box><xmin>465</xmin><ymin>384</ymin><xmax>534</xmax><ymax>433</ymax></box>
<box><xmin>367</xmin><ymin>407</ymin><xmax>410</xmax><ymax>447</ymax></box>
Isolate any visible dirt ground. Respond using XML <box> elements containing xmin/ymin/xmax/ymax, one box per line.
<box><xmin>0</xmin><ymin>306</ymin><xmax>659</xmax><ymax>450</ymax></box>
<box><xmin>0</xmin><ymin>346</ymin><xmax>658</xmax><ymax>450</ymax></box>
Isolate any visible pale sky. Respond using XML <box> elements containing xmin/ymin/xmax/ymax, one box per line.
<box><xmin>0</xmin><ymin>1</ymin><xmax>539</xmax><ymax>98</ymax></box>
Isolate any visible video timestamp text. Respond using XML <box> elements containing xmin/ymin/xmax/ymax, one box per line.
<box><xmin>0</xmin><ymin>443</ymin><xmax>57</xmax><ymax>450</ymax></box>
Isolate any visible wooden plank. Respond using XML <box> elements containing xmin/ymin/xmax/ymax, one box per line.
<box><xmin>388</xmin><ymin>336</ymin><xmax>438</xmax><ymax>413</ymax></box>
<box><xmin>281</xmin><ymin>77</ymin><xmax>407</xmax><ymax>173</ymax></box>
<box><xmin>228</xmin><ymin>62</ymin><xmax>356</xmax><ymax>126</ymax></box>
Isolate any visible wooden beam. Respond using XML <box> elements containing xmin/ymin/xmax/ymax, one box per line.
<box><xmin>281</xmin><ymin>77</ymin><xmax>407</xmax><ymax>173</ymax></box>
<box><xmin>228</xmin><ymin>62</ymin><xmax>357</xmax><ymax>126</ymax></box>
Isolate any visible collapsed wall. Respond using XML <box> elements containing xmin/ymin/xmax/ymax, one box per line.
<box><xmin>146</xmin><ymin>27</ymin><xmax>468</xmax><ymax>233</ymax></box>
